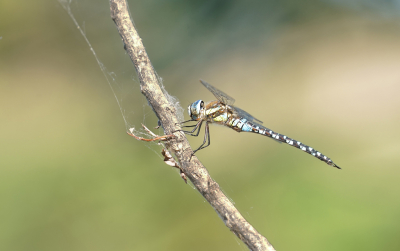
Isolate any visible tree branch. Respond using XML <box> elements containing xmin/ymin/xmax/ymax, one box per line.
<box><xmin>109</xmin><ymin>1</ymin><xmax>276</xmax><ymax>250</ymax></box>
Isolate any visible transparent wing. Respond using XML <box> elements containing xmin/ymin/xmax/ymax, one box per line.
<box><xmin>231</xmin><ymin>106</ymin><xmax>281</xmax><ymax>142</ymax></box>
<box><xmin>200</xmin><ymin>80</ymin><xmax>235</xmax><ymax>105</ymax></box>
<box><xmin>231</xmin><ymin>106</ymin><xmax>263</xmax><ymax>125</ymax></box>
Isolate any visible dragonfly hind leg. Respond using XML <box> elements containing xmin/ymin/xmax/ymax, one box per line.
<box><xmin>193</xmin><ymin>122</ymin><xmax>211</xmax><ymax>153</ymax></box>
<box><xmin>179</xmin><ymin>120</ymin><xmax>211</xmax><ymax>160</ymax></box>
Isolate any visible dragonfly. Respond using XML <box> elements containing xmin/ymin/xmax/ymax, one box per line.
<box><xmin>181</xmin><ymin>80</ymin><xmax>340</xmax><ymax>169</ymax></box>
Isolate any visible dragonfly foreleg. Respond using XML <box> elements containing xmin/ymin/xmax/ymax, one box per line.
<box><xmin>178</xmin><ymin>119</ymin><xmax>196</xmax><ymax>125</ymax></box>
<box><xmin>182</xmin><ymin>120</ymin><xmax>203</xmax><ymax>136</ymax></box>
<box><xmin>181</xmin><ymin>124</ymin><xmax>198</xmax><ymax>128</ymax></box>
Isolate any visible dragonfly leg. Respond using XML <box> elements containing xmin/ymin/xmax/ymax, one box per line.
<box><xmin>173</xmin><ymin>119</ymin><xmax>202</xmax><ymax>135</ymax></box>
<box><xmin>174</xmin><ymin>119</ymin><xmax>197</xmax><ymax>131</ymax></box>
<box><xmin>176</xmin><ymin>119</ymin><xmax>196</xmax><ymax>126</ymax></box>
<box><xmin>181</xmin><ymin>124</ymin><xmax>198</xmax><ymax>128</ymax></box>
<box><xmin>193</xmin><ymin>122</ymin><xmax>211</xmax><ymax>153</ymax></box>
<box><xmin>181</xmin><ymin>120</ymin><xmax>203</xmax><ymax>136</ymax></box>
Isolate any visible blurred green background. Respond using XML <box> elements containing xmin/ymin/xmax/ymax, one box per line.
<box><xmin>1</xmin><ymin>0</ymin><xmax>400</xmax><ymax>250</ymax></box>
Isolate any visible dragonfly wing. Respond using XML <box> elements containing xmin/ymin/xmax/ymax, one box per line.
<box><xmin>231</xmin><ymin>106</ymin><xmax>282</xmax><ymax>143</ymax></box>
<box><xmin>200</xmin><ymin>80</ymin><xmax>235</xmax><ymax>105</ymax></box>
<box><xmin>231</xmin><ymin>106</ymin><xmax>263</xmax><ymax>125</ymax></box>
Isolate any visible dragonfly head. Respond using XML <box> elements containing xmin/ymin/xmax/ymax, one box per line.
<box><xmin>188</xmin><ymin>100</ymin><xmax>205</xmax><ymax>120</ymax></box>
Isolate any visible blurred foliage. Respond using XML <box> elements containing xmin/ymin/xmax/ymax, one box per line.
<box><xmin>1</xmin><ymin>0</ymin><xmax>400</xmax><ymax>250</ymax></box>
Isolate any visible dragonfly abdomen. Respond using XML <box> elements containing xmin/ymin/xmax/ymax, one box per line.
<box><xmin>230</xmin><ymin>118</ymin><xmax>340</xmax><ymax>169</ymax></box>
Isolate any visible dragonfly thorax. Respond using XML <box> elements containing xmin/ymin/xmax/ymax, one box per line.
<box><xmin>188</xmin><ymin>99</ymin><xmax>205</xmax><ymax>120</ymax></box>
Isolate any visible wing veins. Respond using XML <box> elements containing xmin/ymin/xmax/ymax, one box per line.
<box><xmin>200</xmin><ymin>79</ymin><xmax>235</xmax><ymax>105</ymax></box>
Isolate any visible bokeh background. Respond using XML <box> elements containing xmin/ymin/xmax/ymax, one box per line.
<box><xmin>1</xmin><ymin>0</ymin><xmax>400</xmax><ymax>250</ymax></box>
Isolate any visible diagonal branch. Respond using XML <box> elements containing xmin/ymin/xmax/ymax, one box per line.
<box><xmin>109</xmin><ymin>1</ymin><xmax>276</xmax><ymax>250</ymax></box>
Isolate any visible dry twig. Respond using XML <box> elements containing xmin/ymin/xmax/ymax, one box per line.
<box><xmin>110</xmin><ymin>1</ymin><xmax>276</xmax><ymax>250</ymax></box>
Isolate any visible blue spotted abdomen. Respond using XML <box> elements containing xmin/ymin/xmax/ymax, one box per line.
<box><xmin>228</xmin><ymin>117</ymin><xmax>340</xmax><ymax>169</ymax></box>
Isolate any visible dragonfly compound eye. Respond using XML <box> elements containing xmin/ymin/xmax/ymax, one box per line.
<box><xmin>189</xmin><ymin>100</ymin><xmax>203</xmax><ymax>116</ymax></box>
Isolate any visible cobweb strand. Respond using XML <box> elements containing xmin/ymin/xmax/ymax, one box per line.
<box><xmin>58</xmin><ymin>0</ymin><xmax>129</xmax><ymax>128</ymax></box>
